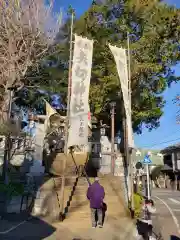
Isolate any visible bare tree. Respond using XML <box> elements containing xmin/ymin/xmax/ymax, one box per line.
<box><xmin>0</xmin><ymin>0</ymin><xmax>62</xmax><ymax>122</ymax></box>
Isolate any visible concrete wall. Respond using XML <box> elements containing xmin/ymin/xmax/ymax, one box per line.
<box><xmin>30</xmin><ymin>122</ymin><xmax>45</xmax><ymax>175</ymax></box>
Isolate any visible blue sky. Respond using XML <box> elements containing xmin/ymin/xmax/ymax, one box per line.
<box><xmin>55</xmin><ymin>0</ymin><xmax>180</xmax><ymax>16</ymax></box>
<box><xmin>166</xmin><ymin>0</ymin><xmax>180</xmax><ymax>7</ymax></box>
<box><xmin>56</xmin><ymin>0</ymin><xmax>180</xmax><ymax>150</ymax></box>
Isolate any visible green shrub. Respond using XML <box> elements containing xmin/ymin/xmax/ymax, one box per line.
<box><xmin>133</xmin><ymin>192</ymin><xmax>143</xmax><ymax>218</ymax></box>
<box><xmin>0</xmin><ymin>182</ymin><xmax>24</xmax><ymax>200</ymax></box>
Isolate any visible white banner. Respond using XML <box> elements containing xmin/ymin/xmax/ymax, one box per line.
<box><xmin>68</xmin><ymin>35</ymin><xmax>93</xmax><ymax>147</ymax></box>
<box><xmin>109</xmin><ymin>44</ymin><xmax>134</xmax><ymax>148</ymax></box>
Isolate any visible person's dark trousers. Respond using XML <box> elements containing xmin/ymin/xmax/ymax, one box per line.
<box><xmin>147</xmin><ymin>224</ymin><xmax>153</xmax><ymax>238</ymax></box>
<box><xmin>136</xmin><ymin>220</ymin><xmax>150</xmax><ymax>240</ymax></box>
<box><xmin>91</xmin><ymin>208</ymin><xmax>103</xmax><ymax>227</ymax></box>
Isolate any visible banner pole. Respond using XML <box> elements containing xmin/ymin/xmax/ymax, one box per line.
<box><xmin>59</xmin><ymin>11</ymin><xmax>74</xmax><ymax>221</ymax></box>
<box><xmin>65</xmin><ymin>11</ymin><xmax>74</xmax><ymax>155</ymax></box>
<box><xmin>110</xmin><ymin>102</ymin><xmax>116</xmax><ymax>175</ymax></box>
<box><xmin>127</xmin><ymin>31</ymin><xmax>134</xmax><ymax>214</ymax></box>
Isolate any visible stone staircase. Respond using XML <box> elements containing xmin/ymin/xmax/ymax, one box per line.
<box><xmin>31</xmin><ymin>173</ymin><xmax>136</xmax><ymax>239</ymax></box>
<box><xmin>63</xmin><ymin>175</ymin><xmax>128</xmax><ymax>224</ymax></box>
<box><xmin>55</xmin><ymin>174</ymin><xmax>136</xmax><ymax>240</ymax></box>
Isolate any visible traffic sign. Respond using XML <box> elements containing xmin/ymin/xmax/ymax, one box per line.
<box><xmin>143</xmin><ymin>155</ymin><xmax>152</xmax><ymax>164</ymax></box>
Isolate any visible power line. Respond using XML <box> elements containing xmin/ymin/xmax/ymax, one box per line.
<box><xmin>141</xmin><ymin>137</ymin><xmax>180</xmax><ymax>149</ymax></box>
<box><xmin>156</xmin><ymin>128</ymin><xmax>180</xmax><ymax>142</ymax></box>
<box><xmin>139</xmin><ymin>127</ymin><xmax>180</xmax><ymax>149</ymax></box>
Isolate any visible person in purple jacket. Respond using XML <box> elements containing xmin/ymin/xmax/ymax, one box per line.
<box><xmin>87</xmin><ymin>177</ymin><xmax>105</xmax><ymax>228</ymax></box>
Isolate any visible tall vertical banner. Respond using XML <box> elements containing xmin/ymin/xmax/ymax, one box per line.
<box><xmin>88</xmin><ymin>104</ymin><xmax>92</xmax><ymax>129</ymax></box>
<box><xmin>68</xmin><ymin>35</ymin><xmax>93</xmax><ymax>147</ymax></box>
<box><xmin>109</xmin><ymin>44</ymin><xmax>134</xmax><ymax>148</ymax></box>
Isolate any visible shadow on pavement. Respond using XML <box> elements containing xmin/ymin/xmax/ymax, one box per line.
<box><xmin>0</xmin><ymin>214</ymin><xmax>56</xmax><ymax>240</ymax></box>
<box><xmin>171</xmin><ymin>236</ymin><xmax>180</xmax><ymax>240</ymax></box>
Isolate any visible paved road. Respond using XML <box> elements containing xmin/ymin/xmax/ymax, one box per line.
<box><xmin>152</xmin><ymin>189</ymin><xmax>180</xmax><ymax>240</ymax></box>
<box><xmin>0</xmin><ymin>215</ymin><xmax>56</xmax><ymax>240</ymax></box>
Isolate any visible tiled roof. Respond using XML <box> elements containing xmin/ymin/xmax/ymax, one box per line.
<box><xmin>161</xmin><ymin>143</ymin><xmax>180</xmax><ymax>153</ymax></box>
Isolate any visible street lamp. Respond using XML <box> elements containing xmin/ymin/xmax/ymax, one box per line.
<box><xmin>110</xmin><ymin>101</ymin><xmax>116</xmax><ymax>175</ymax></box>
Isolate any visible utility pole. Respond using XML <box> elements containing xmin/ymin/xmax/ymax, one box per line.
<box><xmin>59</xmin><ymin>11</ymin><xmax>74</xmax><ymax>221</ymax></box>
<box><xmin>110</xmin><ymin>102</ymin><xmax>116</xmax><ymax>175</ymax></box>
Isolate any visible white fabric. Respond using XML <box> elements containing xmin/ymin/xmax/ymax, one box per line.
<box><xmin>44</xmin><ymin>100</ymin><xmax>57</xmax><ymax>133</ymax></box>
<box><xmin>68</xmin><ymin>35</ymin><xmax>93</xmax><ymax>147</ymax></box>
<box><xmin>109</xmin><ymin>44</ymin><xmax>134</xmax><ymax>148</ymax></box>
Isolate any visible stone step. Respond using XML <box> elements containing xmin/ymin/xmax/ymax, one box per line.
<box><xmin>66</xmin><ymin>211</ymin><xmax>91</xmax><ymax>217</ymax></box>
<box><xmin>72</xmin><ymin>192</ymin><xmax>121</xmax><ymax>198</ymax></box>
<box><xmin>65</xmin><ymin>217</ymin><xmax>91</xmax><ymax>222</ymax></box>
<box><xmin>68</xmin><ymin>204</ymin><xmax>89</xmax><ymax>210</ymax></box>
<box><xmin>101</xmin><ymin>187</ymin><xmax>123</xmax><ymax>192</ymax></box>
<box><xmin>75</xmin><ymin>185</ymin><xmax>89</xmax><ymax>189</ymax></box>
<box><xmin>73</xmin><ymin>193</ymin><xmax>87</xmax><ymax>197</ymax></box>
<box><xmin>68</xmin><ymin>201</ymin><xmax>89</xmax><ymax>208</ymax></box>
<box><xmin>77</xmin><ymin>177</ymin><xmax>89</xmax><ymax>182</ymax></box>
<box><xmin>66</xmin><ymin>212</ymin><xmax>124</xmax><ymax>219</ymax></box>
<box><xmin>67</xmin><ymin>205</ymin><xmax>124</xmax><ymax>214</ymax></box>
<box><xmin>69</xmin><ymin>192</ymin><xmax>87</xmax><ymax>197</ymax></box>
<box><xmin>64</xmin><ymin>215</ymin><xmax>125</xmax><ymax>223</ymax></box>
<box><xmin>70</xmin><ymin>189</ymin><xmax>123</xmax><ymax>196</ymax></box>
<box><xmin>71</xmin><ymin>197</ymin><xmax>89</xmax><ymax>201</ymax></box>
<box><xmin>68</xmin><ymin>203</ymin><xmax>124</xmax><ymax>212</ymax></box>
<box><xmin>104</xmin><ymin>199</ymin><xmax>121</xmax><ymax>203</ymax></box>
<box><xmin>65</xmin><ymin>215</ymin><xmax>91</xmax><ymax>220</ymax></box>
<box><xmin>64</xmin><ymin>190</ymin><xmax>73</xmax><ymax>195</ymax></box>
<box><xmin>73</xmin><ymin>190</ymin><xmax>87</xmax><ymax>195</ymax></box>
<box><xmin>65</xmin><ymin>207</ymin><xmax>90</xmax><ymax>213</ymax></box>
<box><xmin>73</xmin><ymin>190</ymin><xmax>121</xmax><ymax>196</ymax></box>
<box><xmin>62</xmin><ymin>217</ymin><xmax>91</xmax><ymax>223</ymax></box>
<box><xmin>73</xmin><ymin>187</ymin><xmax>88</xmax><ymax>191</ymax></box>
<box><xmin>39</xmin><ymin>177</ymin><xmax>78</xmax><ymax>190</ymax></box>
<box><xmin>67</xmin><ymin>189</ymin><xmax>87</xmax><ymax>195</ymax></box>
<box><xmin>68</xmin><ymin>193</ymin><xmax>123</xmax><ymax>201</ymax></box>
<box><xmin>65</xmin><ymin>211</ymin><xmax>90</xmax><ymax>216</ymax></box>
<box><xmin>68</xmin><ymin>199</ymin><xmax>88</xmax><ymax>205</ymax></box>
<box><xmin>74</xmin><ymin>189</ymin><xmax>120</xmax><ymax>193</ymax></box>
<box><xmin>73</xmin><ymin>191</ymin><xmax>88</xmax><ymax>195</ymax></box>
<box><xmin>107</xmin><ymin>210</ymin><xmax>126</xmax><ymax>214</ymax></box>
<box><xmin>77</xmin><ymin>179</ymin><xmax>89</xmax><ymax>183</ymax></box>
